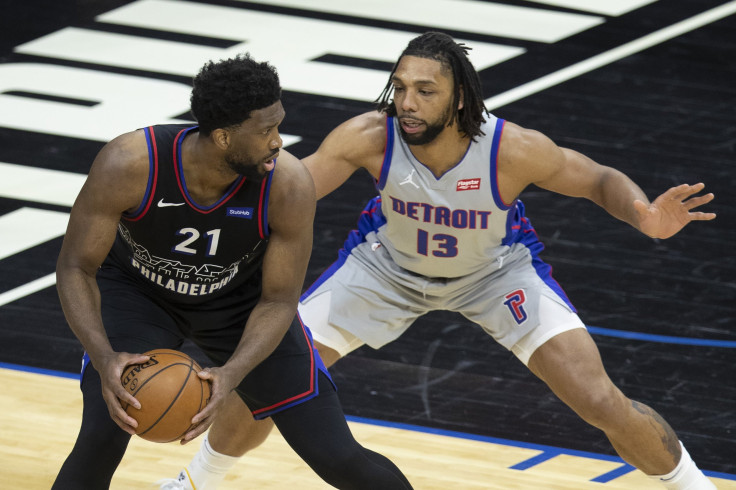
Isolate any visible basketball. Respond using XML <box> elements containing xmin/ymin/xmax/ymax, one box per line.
<box><xmin>120</xmin><ymin>349</ymin><xmax>211</xmax><ymax>443</ymax></box>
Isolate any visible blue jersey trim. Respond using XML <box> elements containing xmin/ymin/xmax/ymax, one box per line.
<box><xmin>260</xmin><ymin>168</ymin><xmax>275</xmax><ymax>237</ymax></box>
<box><xmin>376</xmin><ymin>117</ymin><xmax>394</xmax><ymax>191</ymax></box>
<box><xmin>125</xmin><ymin>127</ymin><xmax>157</xmax><ymax>219</ymax></box>
<box><xmin>175</xmin><ymin>126</ymin><xmax>245</xmax><ymax>212</ymax></box>
<box><xmin>490</xmin><ymin>118</ymin><xmax>512</xmax><ymax>210</ymax></box>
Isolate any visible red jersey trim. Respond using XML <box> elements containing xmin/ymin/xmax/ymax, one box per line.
<box><xmin>172</xmin><ymin>127</ymin><xmax>246</xmax><ymax>214</ymax></box>
<box><xmin>124</xmin><ymin>126</ymin><xmax>159</xmax><ymax>222</ymax></box>
<box><xmin>250</xmin><ymin>314</ymin><xmax>316</xmax><ymax>416</ymax></box>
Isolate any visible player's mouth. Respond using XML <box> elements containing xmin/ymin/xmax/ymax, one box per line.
<box><xmin>263</xmin><ymin>151</ymin><xmax>278</xmax><ymax>171</ymax></box>
<box><xmin>399</xmin><ymin>118</ymin><xmax>424</xmax><ymax>134</ymax></box>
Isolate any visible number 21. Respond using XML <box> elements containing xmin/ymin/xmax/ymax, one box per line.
<box><xmin>173</xmin><ymin>228</ymin><xmax>221</xmax><ymax>256</ymax></box>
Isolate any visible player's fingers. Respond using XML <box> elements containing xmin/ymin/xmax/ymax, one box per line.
<box><xmin>126</xmin><ymin>353</ymin><xmax>151</xmax><ymax>365</ymax></box>
<box><xmin>190</xmin><ymin>396</ymin><xmax>218</xmax><ymax>425</ymax></box>
<box><xmin>111</xmin><ymin>388</ymin><xmax>140</xmax><ymax>424</ymax></box>
<box><xmin>181</xmin><ymin>414</ymin><xmax>214</xmax><ymax>444</ymax></box>
<box><xmin>113</xmin><ymin>410</ymin><xmax>139</xmax><ymax>435</ymax></box>
<box><xmin>671</xmin><ymin>182</ymin><xmax>706</xmax><ymax>201</ymax></box>
<box><xmin>687</xmin><ymin>211</ymin><xmax>717</xmax><ymax>221</ymax></box>
<box><xmin>684</xmin><ymin>193</ymin><xmax>714</xmax><ymax>209</ymax></box>
<box><xmin>197</xmin><ymin>367</ymin><xmax>214</xmax><ymax>380</ymax></box>
<box><xmin>103</xmin><ymin>390</ymin><xmax>138</xmax><ymax>434</ymax></box>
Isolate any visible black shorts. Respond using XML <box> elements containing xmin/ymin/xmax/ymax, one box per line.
<box><xmin>89</xmin><ymin>266</ymin><xmax>332</xmax><ymax>419</ymax></box>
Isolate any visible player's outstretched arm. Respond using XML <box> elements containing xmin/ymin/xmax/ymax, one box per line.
<box><xmin>499</xmin><ymin>122</ymin><xmax>715</xmax><ymax>239</ymax></box>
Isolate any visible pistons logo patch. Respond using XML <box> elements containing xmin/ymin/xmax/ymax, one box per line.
<box><xmin>456</xmin><ymin>178</ymin><xmax>481</xmax><ymax>191</ymax></box>
<box><xmin>503</xmin><ymin>289</ymin><xmax>528</xmax><ymax>325</ymax></box>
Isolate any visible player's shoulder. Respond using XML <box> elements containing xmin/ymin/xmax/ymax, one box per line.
<box><xmin>320</xmin><ymin>111</ymin><xmax>388</xmax><ymax>168</ymax></box>
<box><xmin>75</xmin><ymin>129</ymin><xmax>152</xmax><ymax>213</ymax></box>
<box><xmin>335</xmin><ymin>111</ymin><xmax>388</xmax><ymax>144</ymax></box>
<box><xmin>498</xmin><ymin>121</ymin><xmax>551</xmax><ymax>162</ymax></box>
<box><xmin>272</xmin><ymin>150</ymin><xmax>314</xmax><ymax>194</ymax></box>
<box><xmin>94</xmin><ymin>129</ymin><xmax>150</xmax><ymax>174</ymax></box>
<box><xmin>269</xmin><ymin>150</ymin><xmax>316</xmax><ymax>222</ymax></box>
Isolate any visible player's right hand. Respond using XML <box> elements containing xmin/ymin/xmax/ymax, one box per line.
<box><xmin>95</xmin><ymin>351</ymin><xmax>151</xmax><ymax>434</ymax></box>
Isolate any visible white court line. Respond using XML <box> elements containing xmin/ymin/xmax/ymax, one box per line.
<box><xmin>0</xmin><ymin>272</ymin><xmax>56</xmax><ymax>307</ymax></box>
<box><xmin>485</xmin><ymin>0</ymin><xmax>736</xmax><ymax>109</ymax></box>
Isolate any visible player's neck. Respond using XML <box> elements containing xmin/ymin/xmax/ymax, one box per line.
<box><xmin>409</xmin><ymin>129</ymin><xmax>471</xmax><ymax>179</ymax></box>
<box><xmin>180</xmin><ymin>132</ymin><xmax>241</xmax><ymax>205</ymax></box>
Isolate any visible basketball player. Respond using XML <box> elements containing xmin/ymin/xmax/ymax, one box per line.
<box><xmin>52</xmin><ymin>53</ymin><xmax>413</xmax><ymax>490</ymax></box>
<box><xmin>163</xmin><ymin>33</ymin><xmax>717</xmax><ymax>490</ymax></box>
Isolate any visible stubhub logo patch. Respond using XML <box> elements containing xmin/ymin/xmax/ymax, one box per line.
<box><xmin>227</xmin><ymin>207</ymin><xmax>254</xmax><ymax>219</ymax></box>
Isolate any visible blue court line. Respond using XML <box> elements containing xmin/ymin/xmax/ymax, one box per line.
<box><xmin>510</xmin><ymin>451</ymin><xmax>637</xmax><ymax>484</ymax></box>
<box><xmin>344</xmin><ymin>415</ymin><xmax>736</xmax><ymax>482</ymax></box>
<box><xmin>3</xmin><ymin>365</ymin><xmax>736</xmax><ymax>483</ymax></box>
<box><xmin>0</xmin><ymin>361</ymin><xmax>80</xmax><ymax>379</ymax></box>
<box><xmin>587</xmin><ymin>326</ymin><xmax>736</xmax><ymax>348</ymax></box>
<box><xmin>591</xmin><ymin>464</ymin><xmax>638</xmax><ymax>483</ymax></box>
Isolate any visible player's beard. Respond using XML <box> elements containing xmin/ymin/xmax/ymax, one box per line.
<box><xmin>226</xmin><ymin>150</ymin><xmax>276</xmax><ymax>181</ymax></box>
<box><xmin>398</xmin><ymin>105</ymin><xmax>453</xmax><ymax>145</ymax></box>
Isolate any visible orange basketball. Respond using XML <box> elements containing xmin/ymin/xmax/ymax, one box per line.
<box><xmin>120</xmin><ymin>349</ymin><xmax>211</xmax><ymax>443</ymax></box>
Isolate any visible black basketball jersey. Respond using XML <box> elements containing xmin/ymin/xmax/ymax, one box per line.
<box><xmin>105</xmin><ymin>124</ymin><xmax>271</xmax><ymax>306</ymax></box>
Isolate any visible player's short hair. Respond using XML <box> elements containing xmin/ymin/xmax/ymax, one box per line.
<box><xmin>376</xmin><ymin>31</ymin><xmax>488</xmax><ymax>139</ymax></box>
<box><xmin>190</xmin><ymin>53</ymin><xmax>281</xmax><ymax>135</ymax></box>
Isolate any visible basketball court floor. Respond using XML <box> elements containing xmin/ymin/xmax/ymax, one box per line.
<box><xmin>1</xmin><ymin>0</ymin><xmax>734</xmax><ymax>488</ymax></box>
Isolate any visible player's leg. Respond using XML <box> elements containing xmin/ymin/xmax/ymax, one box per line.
<box><xmin>200</xmin><ymin>289</ymin><xmax>351</xmax><ymax>457</ymax></box>
<box><xmin>53</xmin><ymin>274</ymin><xmax>184</xmax><ymax>488</ymax></box>
<box><xmin>161</xmin><ymin>392</ymin><xmax>271</xmax><ymax>490</ymax></box>
<box><xmin>163</xmin><ymin>335</ymin><xmax>359</xmax><ymax>489</ymax></box>
<box><xmin>203</xmin><ymin>338</ymin><xmax>343</xmax><ymax>456</ymax></box>
<box><xmin>271</xmin><ymin>372</ymin><xmax>413</xmax><ymax>490</ymax></box>
<box><xmin>51</xmin><ymin>363</ymin><xmax>132</xmax><ymax>489</ymax></box>
<box><xmin>520</xmin><ymin>298</ymin><xmax>714</xmax><ymax>489</ymax></box>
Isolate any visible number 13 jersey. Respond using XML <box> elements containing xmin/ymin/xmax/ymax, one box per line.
<box><xmin>376</xmin><ymin>114</ymin><xmax>525</xmax><ymax>278</ymax></box>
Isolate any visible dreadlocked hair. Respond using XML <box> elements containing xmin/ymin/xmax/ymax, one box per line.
<box><xmin>375</xmin><ymin>31</ymin><xmax>488</xmax><ymax>140</ymax></box>
<box><xmin>190</xmin><ymin>53</ymin><xmax>281</xmax><ymax>135</ymax></box>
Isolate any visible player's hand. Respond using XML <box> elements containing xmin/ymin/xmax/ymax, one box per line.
<box><xmin>634</xmin><ymin>183</ymin><xmax>715</xmax><ymax>239</ymax></box>
<box><xmin>178</xmin><ymin>365</ymin><xmax>237</xmax><ymax>444</ymax></box>
<box><xmin>95</xmin><ymin>351</ymin><xmax>151</xmax><ymax>435</ymax></box>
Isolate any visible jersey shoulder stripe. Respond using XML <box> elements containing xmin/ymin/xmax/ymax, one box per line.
<box><xmin>124</xmin><ymin>125</ymin><xmax>159</xmax><ymax>221</ymax></box>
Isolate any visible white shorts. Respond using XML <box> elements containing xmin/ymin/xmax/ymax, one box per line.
<box><xmin>298</xmin><ymin>236</ymin><xmax>586</xmax><ymax>366</ymax></box>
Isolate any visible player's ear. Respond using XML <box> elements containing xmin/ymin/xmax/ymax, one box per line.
<box><xmin>211</xmin><ymin>128</ymin><xmax>230</xmax><ymax>150</ymax></box>
<box><xmin>458</xmin><ymin>85</ymin><xmax>464</xmax><ymax>111</ymax></box>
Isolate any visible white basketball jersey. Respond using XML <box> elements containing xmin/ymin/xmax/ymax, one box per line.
<box><xmin>376</xmin><ymin>114</ymin><xmax>518</xmax><ymax>278</ymax></box>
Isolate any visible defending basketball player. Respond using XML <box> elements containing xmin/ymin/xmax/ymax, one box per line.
<box><xmin>52</xmin><ymin>53</ymin><xmax>413</xmax><ymax>489</ymax></box>
<box><xmin>164</xmin><ymin>33</ymin><xmax>716</xmax><ymax>489</ymax></box>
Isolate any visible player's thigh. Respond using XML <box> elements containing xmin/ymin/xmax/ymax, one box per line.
<box><xmin>526</xmin><ymin>325</ymin><xmax>626</xmax><ymax>421</ymax></box>
<box><xmin>98</xmin><ymin>274</ymin><xmax>184</xmax><ymax>352</ymax></box>
<box><xmin>509</xmin><ymin>294</ymin><xmax>586</xmax><ymax>365</ymax></box>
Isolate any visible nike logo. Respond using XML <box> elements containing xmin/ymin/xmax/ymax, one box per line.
<box><xmin>157</xmin><ymin>199</ymin><xmax>185</xmax><ymax>207</ymax></box>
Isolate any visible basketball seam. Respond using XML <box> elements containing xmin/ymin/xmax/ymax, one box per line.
<box><xmin>137</xmin><ymin>359</ymin><xmax>196</xmax><ymax>440</ymax></box>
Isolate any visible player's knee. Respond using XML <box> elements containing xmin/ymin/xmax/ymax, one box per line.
<box><xmin>571</xmin><ymin>385</ymin><xmax>628</xmax><ymax>430</ymax></box>
<box><xmin>308</xmin><ymin>448</ymin><xmax>369</xmax><ymax>487</ymax></box>
<box><xmin>78</xmin><ymin>414</ymin><xmax>130</xmax><ymax>450</ymax></box>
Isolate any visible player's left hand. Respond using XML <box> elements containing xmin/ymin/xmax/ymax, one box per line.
<box><xmin>177</xmin><ymin>364</ymin><xmax>240</xmax><ymax>444</ymax></box>
<box><xmin>634</xmin><ymin>182</ymin><xmax>715</xmax><ymax>239</ymax></box>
